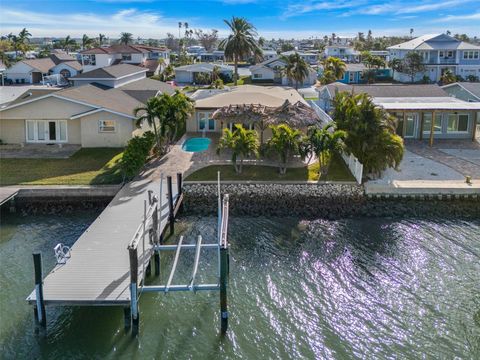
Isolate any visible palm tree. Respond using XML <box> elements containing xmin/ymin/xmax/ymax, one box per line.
<box><xmin>440</xmin><ymin>69</ymin><xmax>456</xmax><ymax>85</ymax></box>
<box><xmin>120</xmin><ymin>32</ymin><xmax>133</xmax><ymax>45</ymax></box>
<box><xmin>134</xmin><ymin>97</ymin><xmax>162</xmax><ymax>152</ymax></box>
<box><xmin>156</xmin><ymin>91</ymin><xmax>195</xmax><ymax>150</ymax></box>
<box><xmin>82</xmin><ymin>34</ymin><xmax>94</xmax><ymax>50</ymax></box>
<box><xmin>333</xmin><ymin>91</ymin><xmax>404</xmax><ymax>176</ymax></box>
<box><xmin>160</xmin><ymin>64</ymin><xmax>175</xmax><ymax>81</ymax></box>
<box><xmin>211</xmin><ymin>65</ymin><xmax>221</xmax><ymax>82</ymax></box>
<box><xmin>307</xmin><ymin>124</ymin><xmax>346</xmax><ymax>176</ymax></box>
<box><xmin>217</xmin><ymin>125</ymin><xmax>259</xmax><ymax>174</ymax></box>
<box><xmin>281</xmin><ymin>53</ymin><xmax>310</xmax><ymax>90</ymax></box>
<box><xmin>321</xmin><ymin>57</ymin><xmax>346</xmax><ymax>81</ymax></box>
<box><xmin>60</xmin><ymin>35</ymin><xmax>77</xmax><ymax>53</ymax></box>
<box><xmin>98</xmin><ymin>33</ymin><xmax>106</xmax><ymax>46</ymax></box>
<box><xmin>219</xmin><ymin>17</ymin><xmax>261</xmax><ymax>85</ymax></box>
<box><xmin>18</xmin><ymin>28</ymin><xmax>31</xmax><ymax>44</ymax></box>
<box><xmin>388</xmin><ymin>58</ymin><xmax>402</xmax><ymax>79</ymax></box>
<box><xmin>267</xmin><ymin>124</ymin><xmax>302</xmax><ymax>175</ymax></box>
<box><xmin>178</xmin><ymin>22</ymin><xmax>182</xmax><ymax>39</ymax></box>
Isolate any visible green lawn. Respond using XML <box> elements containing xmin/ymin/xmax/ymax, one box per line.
<box><xmin>0</xmin><ymin>148</ymin><xmax>125</xmax><ymax>186</ymax></box>
<box><xmin>186</xmin><ymin>152</ymin><xmax>354</xmax><ymax>182</ymax></box>
<box><xmin>225</xmin><ymin>75</ymin><xmax>252</xmax><ymax>86</ymax></box>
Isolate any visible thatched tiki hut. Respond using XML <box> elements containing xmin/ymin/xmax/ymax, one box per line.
<box><xmin>212</xmin><ymin>100</ymin><xmax>321</xmax><ymax>143</ymax></box>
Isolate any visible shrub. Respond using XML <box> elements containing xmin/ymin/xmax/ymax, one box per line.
<box><xmin>121</xmin><ymin>131</ymin><xmax>155</xmax><ymax>179</ymax></box>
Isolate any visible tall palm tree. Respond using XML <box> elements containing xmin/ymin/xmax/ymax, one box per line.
<box><xmin>267</xmin><ymin>124</ymin><xmax>302</xmax><ymax>175</ymax></box>
<box><xmin>280</xmin><ymin>53</ymin><xmax>310</xmax><ymax>90</ymax></box>
<box><xmin>307</xmin><ymin>124</ymin><xmax>346</xmax><ymax>176</ymax></box>
<box><xmin>120</xmin><ymin>32</ymin><xmax>133</xmax><ymax>45</ymax></box>
<box><xmin>134</xmin><ymin>97</ymin><xmax>162</xmax><ymax>152</ymax></box>
<box><xmin>219</xmin><ymin>16</ymin><xmax>261</xmax><ymax>85</ymax></box>
<box><xmin>321</xmin><ymin>57</ymin><xmax>346</xmax><ymax>81</ymax></box>
<box><xmin>217</xmin><ymin>125</ymin><xmax>259</xmax><ymax>174</ymax></box>
<box><xmin>60</xmin><ymin>35</ymin><xmax>77</xmax><ymax>53</ymax></box>
<box><xmin>98</xmin><ymin>33</ymin><xmax>106</xmax><ymax>46</ymax></box>
<box><xmin>18</xmin><ymin>28</ymin><xmax>31</xmax><ymax>44</ymax></box>
<box><xmin>82</xmin><ymin>34</ymin><xmax>94</xmax><ymax>50</ymax></box>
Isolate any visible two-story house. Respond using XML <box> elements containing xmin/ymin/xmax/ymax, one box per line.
<box><xmin>324</xmin><ymin>46</ymin><xmax>360</xmax><ymax>62</ymax></box>
<box><xmin>280</xmin><ymin>51</ymin><xmax>319</xmax><ymax>65</ymax></box>
<box><xmin>79</xmin><ymin>44</ymin><xmax>170</xmax><ymax>77</ymax></box>
<box><xmin>388</xmin><ymin>33</ymin><xmax>480</xmax><ymax>83</ymax></box>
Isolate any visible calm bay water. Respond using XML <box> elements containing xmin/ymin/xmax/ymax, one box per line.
<box><xmin>0</xmin><ymin>211</ymin><xmax>479</xmax><ymax>359</ymax></box>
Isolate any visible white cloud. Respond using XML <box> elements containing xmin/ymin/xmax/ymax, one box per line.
<box><xmin>282</xmin><ymin>1</ymin><xmax>365</xmax><ymax>19</ymax></box>
<box><xmin>432</xmin><ymin>11</ymin><xmax>480</xmax><ymax>22</ymax></box>
<box><xmin>0</xmin><ymin>7</ymin><xmax>187</xmax><ymax>38</ymax></box>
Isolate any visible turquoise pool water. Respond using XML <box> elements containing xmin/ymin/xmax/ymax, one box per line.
<box><xmin>182</xmin><ymin>137</ymin><xmax>211</xmax><ymax>152</ymax></box>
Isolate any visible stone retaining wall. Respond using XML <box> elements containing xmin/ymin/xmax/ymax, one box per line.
<box><xmin>183</xmin><ymin>183</ymin><xmax>480</xmax><ymax>218</ymax></box>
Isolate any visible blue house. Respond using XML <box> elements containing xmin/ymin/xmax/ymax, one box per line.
<box><xmin>319</xmin><ymin>64</ymin><xmax>391</xmax><ymax>84</ymax></box>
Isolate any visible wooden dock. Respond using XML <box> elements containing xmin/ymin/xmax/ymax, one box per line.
<box><xmin>27</xmin><ymin>175</ymin><xmax>180</xmax><ymax>306</ymax></box>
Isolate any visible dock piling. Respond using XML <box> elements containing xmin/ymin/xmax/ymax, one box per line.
<box><xmin>128</xmin><ymin>246</ymin><xmax>139</xmax><ymax>333</ymax></box>
<box><xmin>33</xmin><ymin>252</ymin><xmax>46</xmax><ymax>327</ymax></box>
<box><xmin>220</xmin><ymin>245</ymin><xmax>229</xmax><ymax>334</ymax></box>
<box><xmin>177</xmin><ymin>173</ymin><xmax>183</xmax><ymax>213</ymax></box>
<box><xmin>167</xmin><ymin>176</ymin><xmax>174</xmax><ymax>235</ymax></box>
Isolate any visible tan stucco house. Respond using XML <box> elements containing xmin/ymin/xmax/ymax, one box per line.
<box><xmin>187</xmin><ymin>85</ymin><xmax>315</xmax><ymax>138</ymax></box>
<box><xmin>0</xmin><ymin>64</ymin><xmax>174</xmax><ymax>147</ymax></box>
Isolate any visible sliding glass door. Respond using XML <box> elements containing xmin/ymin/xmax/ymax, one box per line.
<box><xmin>25</xmin><ymin>120</ymin><xmax>68</xmax><ymax>143</ymax></box>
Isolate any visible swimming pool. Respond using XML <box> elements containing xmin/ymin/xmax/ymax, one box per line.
<box><xmin>182</xmin><ymin>137</ymin><xmax>211</xmax><ymax>152</ymax></box>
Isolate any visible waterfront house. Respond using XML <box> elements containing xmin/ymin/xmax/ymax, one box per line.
<box><xmin>249</xmin><ymin>57</ymin><xmax>318</xmax><ymax>86</ymax></box>
<box><xmin>0</xmin><ymin>66</ymin><xmax>174</xmax><ymax>147</ymax></box>
<box><xmin>69</xmin><ymin>63</ymin><xmax>149</xmax><ymax>88</ymax></box>
<box><xmin>5</xmin><ymin>52</ymin><xmax>82</xmax><ymax>84</ymax></box>
<box><xmin>317</xmin><ymin>82</ymin><xmax>480</xmax><ymax>143</ymax></box>
<box><xmin>387</xmin><ymin>34</ymin><xmax>480</xmax><ymax>83</ymax></box>
<box><xmin>174</xmin><ymin>63</ymin><xmax>234</xmax><ymax>84</ymax></box>
<box><xmin>325</xmin><ymin>63</ymin><xmax>391</xmax><ymax>84</ymax></box>
<box><xmin>187</xmin><ymin>85</ymin><xmax>316</xmax><ymax>136</ymax></box>
<box><xmin>442</xmin><ymin>82</ymin><xmax>480</xmax><ymax>102</ymax></box>
<box><xmin>79</xmin><ymin>44</ymin><xmax>170</xmax><ymax>76</ymax></box>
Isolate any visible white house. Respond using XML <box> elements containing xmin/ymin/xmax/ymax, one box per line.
<box><xmin>324</xmin><ymin>46</ymin><xmax>360</xmax><ymax>62</ymax></box>
<box><xmin>249</xmin><ymin>57</ymin><xmax>318</xmax><ymax>86</ymax></box>
<box><xmin>5</xmin><ymin>52</ymin><xmax>82</xmax><ymax>84</ymax></box>
<box><xmin>174</xmin><ymin>63</ymin><xmax>234</xmax><ymax>84</ymax></box>
<box><xmin>79</xmin><ymin>44</ymin><xmax>170</xmax><ymax>76</ymax></box>
<box><xmin>388</xmin><ymin>33</ymin><xmax>480</xmax><ymax>83</ymax></box>
<box><xmin>280</xmin><ymin>51</ymin><xmax>318</xmax><ymax>65</ymax></box>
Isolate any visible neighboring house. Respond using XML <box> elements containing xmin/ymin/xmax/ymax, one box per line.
<box><xmin>187</xmin><ymin>85</ymin><xmax>308</xmax><ymax>135</ymax></box>
<box><xmin>317</xmin><ymin>82</ymin><xmax>480</xmax><ymax>142</ymax></box>
<box><xmin>331</xmin><ymin>63</ymin><xmax>391</xmax><ymax>84</ymax></box>
<box><xmin>187</xmin><ymin>46</ymin><xmax>206</xmax><ymax>56</ymax></box>
<box><xmin>261</xmin><ymin>50</ymin><xmax>279</xmax><ymax>62</ymax></box>
<box><xmin>324</xmin><ymin>46</ymin><xmax>360</xmax><ymax>62</ymax></box>
<box><xmin>199</xmin><ymin>51</ymin><xmax>225</xmax><ymax>62</ymax></box>
<box><xmin>69</xmin><ymin>64</ymin><xmax>148</xmax><ymax>88</ymax></box>
<box><xmin>442</xmin><ymin>82</ymin><xmax>480</xmax><ymax>102</ymax></box>
<box><xmin>280</xmin><ymin>51</ymin><xmax>318</xmax><ymax>65</ymax></box>
<box><xmin>369</xmin><ymin>50</ymin><xmax>389</xmax><ymax>61</ymax></box>
<box><xmin>249</xmin><ymin>57</ymin><xmax>318</xmax><ymax>86</ymax></box>
<box><xmin>174</xmin><ymin>63</ymin><xmax>234</xmax><ymax>84</ymax></box>
<box><xmin>79</xmin><ymin>44</ymin><xmax>170</xmax><ymax>76</ymax></box>
<box><xmin>5</xmin><ymin>52</ymin><xmax>82</xmax><ymax>84</ymax></box>
<box><xmin>388</xmin><ymin>33</ymin><xmax>480</xmax><ymax>83</ymax></box>
<box><xmin>0</xmin><ymin>66</ymin><xmax>174</xmax><ymax>147</ymax></box>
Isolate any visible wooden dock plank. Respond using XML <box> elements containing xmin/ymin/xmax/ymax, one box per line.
<box><xmin>27</xmin><ymin>177</ymin><xmax>178</xmax><ymax>306</ymax></box>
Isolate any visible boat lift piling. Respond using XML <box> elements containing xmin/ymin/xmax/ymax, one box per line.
<box><xmin>125</xmin><ymin>172</ymin><xmax>230</xmax><ymax>334</ymax></box>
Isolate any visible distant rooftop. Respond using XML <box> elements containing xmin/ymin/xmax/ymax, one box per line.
<box><xmin>70</xmin><ymin>63</ymin><xmax>146</xmax><ymax>79</ymax></box>
<box><xmin>321</xmin><ymin>82</ymin><xmax>449</xmax><ymax>98</ymax></box>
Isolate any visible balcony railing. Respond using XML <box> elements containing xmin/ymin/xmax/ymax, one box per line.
<box><xmin>427</xmin><ymin>58</ymin><xmax>457</xmax><ymax>65</ymax></box>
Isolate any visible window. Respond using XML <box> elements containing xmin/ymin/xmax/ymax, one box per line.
<box><xmin>122</xmin><ymin>54</ymin><xmax>132</xmax><ymax>61</ymax></box>
<box><xmin>60</xmin><ymin>69</ymin><xmax>71</xmax><ymax>78</ymax></box>
<box><xmin>447</xmin><ymin>51</ymin><xmax>453</xmax><ymax>58</ymax></box>
<box><xmin>82</xmin><ymin>54</ymin><xmax>96</xmax><ymax>66</ymax></box>
<box><xmin>423</xmin><ymin>113</ymin><xmax>442</xmax><ymax>133</ymax></box>
<box><xmin>198</xmin><ymin>112</ymin><xmax>215</xmax><ymax>131</ymax></box>
<box><xmin>253</xmin><ymin>73</ymin><xmax>263</xmax><ymax>79</ymax></box>
<box><xmin>447</xmin><ymin>114</ymin><xmax>469</xmax><ymax>133</ymax></box>
<box><xmin>463</xmin><ymin>51</ymin><xmax>479</xmax><ymax>59</ymax></box>
<box><xmin>98</xmin><ymin>120</ymin><xmax>116</xmax><ymax>132</ymax></box>
<box><xmin>439</xmin><ymin>51</ymin><xmax>444</xmax><ymax>58</ymax></box>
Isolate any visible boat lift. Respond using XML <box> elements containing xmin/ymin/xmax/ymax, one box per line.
<box><xmin>126</xmin><ymin>172</ymin><xmax>230</xmax><ymax>334</ymax></box>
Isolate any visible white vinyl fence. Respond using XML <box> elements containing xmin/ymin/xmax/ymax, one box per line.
<box><xmin>341</xmin><ymin>152</ymin><xmax>363</xmax><ymax>184</ymax></box>
<box><xmin>308</xmin><ymin>100</ymin><xmax>333</xmax><ymax>125</ymax></box>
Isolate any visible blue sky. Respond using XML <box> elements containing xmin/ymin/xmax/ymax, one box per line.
<box><xmin>1</xmin><ymin>0</ymin><xmax>479</xmax><ymax>39</ymax></box>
